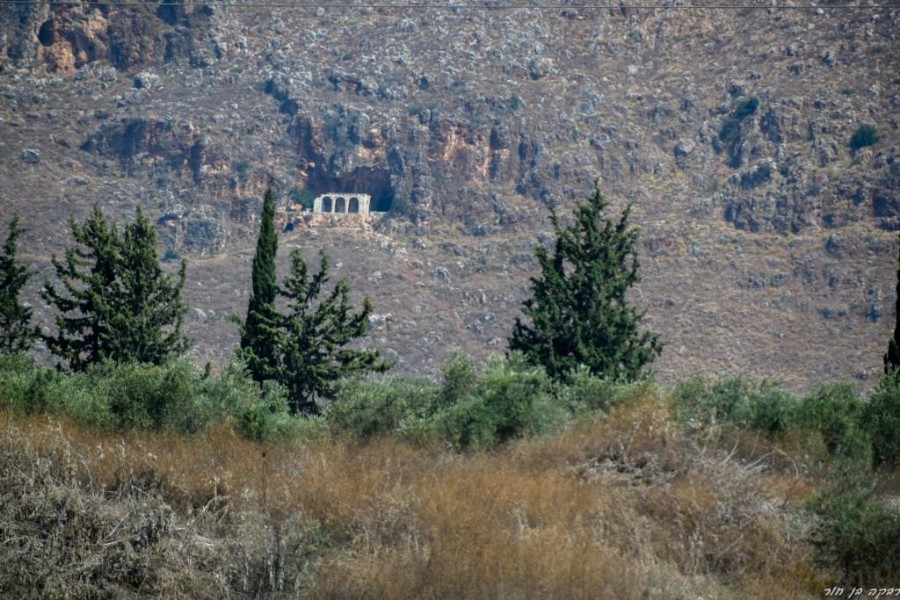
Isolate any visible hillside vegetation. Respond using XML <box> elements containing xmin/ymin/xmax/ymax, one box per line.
<box><xmin>0</xmin><ymin>354</ymin><xmax>898</xmax><ymax>598</ymax></box>
<box><xmin>2</xmin><ymin>5</ymin><xmax>899</xmax><ymax>594</ymax></box>
<box><xmin>1</xmin><ymin>2</ymin><xmax>897</xmax><ymax>389</ymax></box>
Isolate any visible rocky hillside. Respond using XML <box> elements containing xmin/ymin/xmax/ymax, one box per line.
<box><xmin>1</xmin><ymin>0</ymin><xmax>898</xmax><ymax>390</ymax></box>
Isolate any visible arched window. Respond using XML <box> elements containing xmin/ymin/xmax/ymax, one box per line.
<box><xmin>349</xmin><ymin>197</ymin><xmax>360</xmax><ymax>213</ymax></box>
<box><xmin>322</xmin><ymin>196</ymin><xmax>333</xmax><ymax>212</ymax></box>
<box><xmin>335</xmin><ymin>196</ymin><xmax>346</xmax><ymax>213</ymax></box>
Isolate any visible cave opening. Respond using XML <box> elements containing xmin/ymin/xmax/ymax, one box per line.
<box><xmin>156</xmin><ymin>2</ymin><xmax>185</xmax><ymax>26</ymax></box>
<box><xmin>306</xmin><ymin>165</ymin><xmax>394</xmax><ymax>212</ymax></box>
<box><xmin>38</xmin><ymin>20</ymin><xmax>54</xmax><ymax>47</ymax></box>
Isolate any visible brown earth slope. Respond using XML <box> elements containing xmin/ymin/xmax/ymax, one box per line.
<box><xmin>1</xmin><ymin>1</ymin><xmax>897</xmax><ymax>391</ymax></box>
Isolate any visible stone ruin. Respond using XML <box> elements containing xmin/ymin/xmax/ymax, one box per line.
<box><xmin>313</xmin><ymin>193</ymin><xmax>372</xmax><ymax>217</ymax></box>
<box><xmin>281</xmin><ymin>192</ymin><xmax>381</xmax><ymax>232</ymax></box>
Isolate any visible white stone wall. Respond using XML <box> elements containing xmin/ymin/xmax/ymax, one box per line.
<box><xmin>313</xmin><ymin>193</ymin><xmax>371</xmax><ymax>216</ymax></box>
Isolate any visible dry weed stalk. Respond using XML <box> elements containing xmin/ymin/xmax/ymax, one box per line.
<box><xmin>0</xmin><ymin>397</ymin><xmax>827</xmax><ymax>599</ymax></box>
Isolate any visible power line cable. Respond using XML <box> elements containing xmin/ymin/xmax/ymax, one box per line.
<box><xmin>0</xmin><ymin>0</ymin><xmax>896</xmax><ymax>8</ymax></box>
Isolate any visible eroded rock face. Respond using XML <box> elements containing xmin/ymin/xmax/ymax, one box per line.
<box><xmin>1</xmin><ymin>0</ymin><xmax>223</xmax><ymax>73</ymax></box>
<box><xmin>1</xmin><ymin>2</ymin><xmax>898</xmax><ymax>387</ymax></box>
<box><xmin>4</xmin><ymin>3</ymin><xmax>897</xmax><ymax>240</ymax></box>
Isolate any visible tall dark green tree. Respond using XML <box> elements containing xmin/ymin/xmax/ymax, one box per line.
<box><xmin>42</xmin><ymin>207</ymin><xmax>121</xmax><ymax>370</ymax></box>
<box><xmin>236</xmin><ymin>193</ymin><xmax>390</xmax><ymax>413</ymax></box>
<box><xmin>108</xmin><ymin>207</ymin><xmax>189</xmax><ymax>364</ymax></box>
<box><xmin>885</xmin><ymin>232</ymin><xmax>900</xmax><ymax>374</ymax></box>
<box><xmin>0</xmin><ymin>216</ymin><xmax>36</xmax><ymax>353</ymax></box>
<box><xmin>238</xmin><ymin>188</ymin><xmax>279</xmax><ymax>382</ymax></box>
<box><xmin>509</xmin><ymin>183</ymin><xmax>662</xmax><ymax>382</ymax></box>
<box><xmin>267</xmin><ymin>248</ymin><xmax>390</xmax><ymax>413</ymax></box>
<box><xmin>41</xmin><ymin>206</ymin><xmax>190</xmax><ymax>370</ymax></box>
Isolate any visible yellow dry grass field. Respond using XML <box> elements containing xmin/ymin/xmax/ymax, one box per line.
<box><xmin>0</xmin><ymin>394</ymin><xmax>837</xmax><ymax>599</ymax></box>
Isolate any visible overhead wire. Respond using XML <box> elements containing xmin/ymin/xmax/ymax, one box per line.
<box><xmin>0</xmin><ymin>0</ymin><xmax>896</xmax><ymax>8</ymax></box>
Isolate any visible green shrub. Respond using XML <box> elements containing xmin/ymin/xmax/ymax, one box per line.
<box><xmin>437</xmin><ymin>355</ymin><xmax>566</xmax><ymax>450</ymax></box>
<box><xmin>204</xmin><ymin>359</ymin><xmax>265</xmax><ymax>417</ymax></box>
<box><xmin>440</xmin><ymin>350</ymin><xmax>477</xmax><ymax>408</ymax></box>
<box><xmin>53</xmin><ymin>371</ymin><xmax>115</xmax><ymax>428</ymax></box>
<box><xmin>90</xmin><ymin>359</ymin><xmax>212</xmax><ymax>432</ymax></box>
<box><xmin>672</xmin><ymin>376</ymin><xmax>797</xmax><ymax>434</ymax></box>
<box><xmin>810</xmin><ymin>461</ymin><xmax>900</xmax><ymax>586</ymax></box>
<box><xmin>75</xmin><ymin>359</ymin><xmax>256</xmax><ymax>432</ymax></box>
<box><xmin>289</xmin><ymin>187</ymin><xmax>315</xmax><ymax>211</ymax></box>
<box><xmin>0</xmin><ymin>351</ymin><xmax>38</xmax><ymax>378</ymax></box>
<box><xmin>797</xmin><ymin>383</ymin><xmax>871</xmax><ymax>463</ymax></box>
<box><xmin>672</xmin><ymin>377</ymin><xmax>797</xmax><ymax>433</ymax></box>
<box><xmin>0</xmin><ymin>355</ymin><xmax>268</xmax><ymax>433</ymax></box>
<box><xmin>326</xmin><ymin>376</ymin><xmax>439</xmax><ymax>441</ymax></box>
<box><xmin>23</xmin><ymin>368</ymin><xmax>60</xmax><ymax>415</ymax></box>
<box><xmin>748</xmin><ymin>381</ymin><xmax>799</xmax><ymax>433</ymax></box>
<box><xmin>236</xmin><ymin>381</ymin><xmax>299</xmax><ymax>442</ymax></box>
<box><xmin>0</xmin><ymin>353</ymin><xmax>44</xmax><ymax>413</ymax></box>
<box><xmin>863</xmin><ymin>371</ymin><xmax>900</xmax><ymax>466</ymax></box>
<box><xmin>0</xmin><ymin>355</ymin><xmax>108</xmax><ymax>424</ymax></box>
<box><xmin>559</xmin><ymin>365</ymin><xmax>638</xmax><ymax>415</ymax></box>
<box><xmin>733</xmin><ymin>96</ymin><xmax>759</xmax><ymax>120</ymax></box>
<box><xmin>849</xmin><ymin>124</ymin><xmax>879</xmax><ymax>150</ymax></box>
<box><xmin>718</xmin><ymin>117</ymin><xmax>741</xmax><ymax>144</ymax></box>
<box><xmin>438</xmin><ymin>396</ymin><xmax>499</xmax><ymax>450</ymax></box>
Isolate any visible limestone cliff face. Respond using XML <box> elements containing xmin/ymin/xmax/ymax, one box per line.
<box><xmin>5</xmin><ymin>2</ymin><xmax>895</xmax><ymax>237</ymax></box>
<box><xmin>1</xmin><ymin>1</ymin><xmax>898</xmax><ymax>389</ymax></box>
<box><xmin>1</xmin><ymin>0</ymin><xmax>224</xmax><ymax>73</ymax></box>
<box><xmin>278</xmin><ymin>91</ymin><xmax>549</xmax><ymax>229</ymax></box>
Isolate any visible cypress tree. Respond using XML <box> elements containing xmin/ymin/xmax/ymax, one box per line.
<box><xmin>270</xmin><ymin>248</ymin><xmax>389</xmax><ymax>414</ymax></box>
<box><xmin>239</xmin><ymin>188</ymin><xmax>280</xmax><ymax>382</ymax></box>
<box><xmin>0</xmin><ymin>216</ymin><xmax>36</xmax><ymax>354</ymax></box>
<box><xmin>42</xmin><ymin>206</ymin><xmax>190</xmax><ymax>370</ymax></box>
<box><xmin>509</xmin><ymin>183</ymin><xmax>662</xmax><ymax>382</ymax></box>
<box><xmin>885</xmin><ymin>232</ymin><xmax>900</xmax><ymax>374</ymax></box>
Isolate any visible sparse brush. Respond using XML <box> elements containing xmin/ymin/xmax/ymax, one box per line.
<box><xmin>864</xmin><ymin>371</ymin><xmax>900</xmax><ymax>467</ymax></box>
<box><xmin>796</xmin><ymin>383</ymin><xmax>871</xmax><ymax>463</ymax></box>
<box><xmin>809</xmin><ymin>460</ymin><xmax>900</xmax><ymax>587</ymax></box>
<box><xmin>672</xmin><ymin>376</ymin><xmax>798</xmax><ymax>434</ymax></box>
<box><xmin>325</xmin><ymin>375</ymin><xmax>440</xmax><ymax>442</ymax></box>
<box><xmin>0</xmin><ymin>372</ymin><xmax>851</xmax><ymax>599</ymax></box>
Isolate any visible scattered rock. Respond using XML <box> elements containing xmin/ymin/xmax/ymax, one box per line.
<box><xmin>133</xmin><ymin>70</ymin><xmax>161</xmax><ymax>91</ymax></box>
<box><xmin>673</xmin><ymin>139</ymin><xmax>695</xmax><ymax>169</ymax></box>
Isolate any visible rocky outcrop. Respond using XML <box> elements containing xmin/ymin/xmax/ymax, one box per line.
<box><xmin>1</xmin><ymin>0</ymin><xmax>224</xmax><ymax>73</ymax></box>
<box><xmin>4</xmin><ymin>2</ymin><xmax>897</xmax><ymax>239</ymax></box>
<box><xmin>1</xmin><ymin>0</ymin><xmax>898</xmax><ymax>391</ymax></box>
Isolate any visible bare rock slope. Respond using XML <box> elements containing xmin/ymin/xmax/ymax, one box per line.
<box><xmin>1</xmin><ymin>1</ymin><xmax>897</xmax><ymax>390</ymax></box>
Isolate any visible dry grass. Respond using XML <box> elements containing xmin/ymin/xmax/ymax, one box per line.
<box><xmin>0</xmin><ymin>392</ymin><xmax>831</xmax><ymax>599</ymax></box>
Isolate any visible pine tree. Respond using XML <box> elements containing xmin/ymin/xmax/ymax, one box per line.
<box><xmin>42</xmin><ymin>207</ymin><xmax>121</xmax><ymax>370</ymax></box>
<box><xmin>238</xmin><ymin>188</ymin><xmax>280</xmax><ymax>382</ymax></box>
<box><xmin>0</xmin><ymin>216</ymin><xmax>36</xmax><ymax>354</ymax></box>
<box><xmin>42</xmin><ymin>206</ymin><xmax>190</xmax><ymax>370</ymax></box>
<box><xmin>509</xmin><ymin>183</ymin><xmax>662</xmax><ymax>382</ymax></box>
<box><xmin>885</xmin><ymin>232</ymin><xmax>900</xmax><ymax>374</ymax></box>
<box><xmin>270</xmin><ymin>248</ymin><xmax>390</xmax><ymax>413</ymax></box>
<box><xmin>108</xmin><ymin>207</ymin><xmax>189</xmax><ymax>364</ymax></box>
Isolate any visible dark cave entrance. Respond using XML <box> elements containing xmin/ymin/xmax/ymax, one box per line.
<box><xmin>306</xmin><ymin>165</ymin><xmax>394</xmax><ymax>212</ymax></box>
<box><xmin>38</xmin><ymin>20</ymin><xmax>55</xmax><ymax>47</ymax></box>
